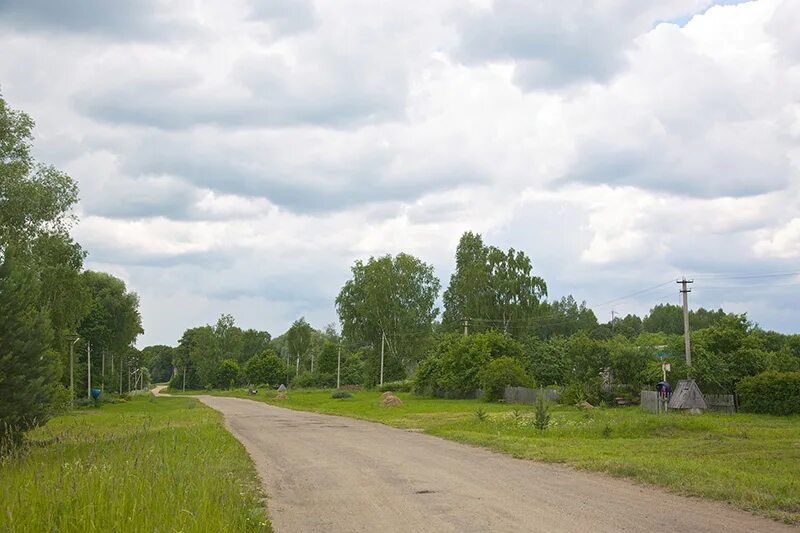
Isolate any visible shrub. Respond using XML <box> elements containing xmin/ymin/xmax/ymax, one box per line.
<box><xmin>474</xmin><ymin>406</ymin><xmax>487</xmax><ymax>421</ymax></box>
<box><xmin>49</xmin><ymin>385</ymin><xmax>73</xmax><ymax>415</ymax></box>
<box><xmin>214</xmin><ymin>359</ymin><xmax>241</xmax><ymax>389</ymax></box>
<box><xmin>244</xmin><ymin>350</ymin><xmax>286</xmax><ymax>386</ymax></box>
<box><xmin>377</xmin><ymin>380</ymin><xmax>412</xmax><ymax>393</ymax></box>
<box><xmin>331</xmin><ymin>390</ymin><xmax>352</xmax><ymax>399</ymax></box>
<box><xmin>414</xmin><ymin>332</ymin><xmax>527</xmax><ymax>398</ymax></box>
<box><xmin>479</xmin><ymin>356</ymin><xmax>531</xmax><ymax>402</ymax></box>
<box><xmin>560</xmin><ymin>382</ymin><xmax>586</xmax><ymax>405</ymax></box>
<box><xmin>736</xmin><ymin>371</ymin><xmax>800</xmax><ymax>415</ymax></box>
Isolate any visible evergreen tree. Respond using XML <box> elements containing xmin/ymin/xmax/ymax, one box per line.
<box><xmin>0</xmin><ymin>252</ymin><xmax>59</xmax><ymax>446</ymax></box>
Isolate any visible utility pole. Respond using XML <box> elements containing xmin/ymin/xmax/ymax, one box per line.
<box><xmin>87</xmin><ymin>341</ymin><xmax>92</xmax><ymax>399</ymax></box>
<box><xmin>380</xmin><ymin>331</ymin><xmax>385</xmax><ymax>386</ymax></box>
<box><xmin>463</xmin><ymin>317</ymin><xmax>469</xmax><ymax>336</ymax></box>
<box><xmin>611</xmin><ymin>310</ymin><xmax>617</xmax><ymax>333</ymax></box>
<box><xmin>101</xmin><ymin>349</ymin><xmax>105</xmax><ymax>390</ymax></box>
<box><xmin>337</xmin><ymin>344</ymin><xmax>341</xmax><ymax>389</ymax></box>
<box><xmin>69</xmin><ymin>336</ymin><xmax>79</xmax><ymax>407</ymax></box>
<box><xmin>296</xmin><ymin>352</ymin><xmax>300</xmax><ymax>376</ymax></box>
<box><xmin>678</xmin><ymin>277</ymin><xmax>694</xmax><ymax>369</ymax></box>
<box><xmin>182</xmin><ymin>366</ymin><xmax>186</xmax><ymax>391</ymax></box>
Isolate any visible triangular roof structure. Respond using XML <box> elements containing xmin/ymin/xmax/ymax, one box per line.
<box><xmin>668</xmin><ymin>379</ymin><xmax>707</xmax><ymax>410</ymax></box>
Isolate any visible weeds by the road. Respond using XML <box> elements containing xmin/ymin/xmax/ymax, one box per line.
<box><xmin>180</xmin><ymin>387</ymin><xmax>800</xmax><ymax>525</ymax></box>
<box><xmin>0</xmin><ymin>395</ymin><xmax>270</xmax><ymax>532</ymax></box>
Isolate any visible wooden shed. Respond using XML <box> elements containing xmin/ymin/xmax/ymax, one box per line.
<box><xmin>667</xmin><ymin>379</ymin><xmax>707</xmax><ymax>413</ymax></box>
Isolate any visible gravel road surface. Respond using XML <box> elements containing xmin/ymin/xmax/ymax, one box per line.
<box><xmin>194</xmin><ymin>395</ymin><xmax>793</xmax><ymax>533</ymax></box>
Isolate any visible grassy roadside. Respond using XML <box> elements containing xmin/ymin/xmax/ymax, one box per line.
<box><xmin>178</xmin><ymin>387</ymin><xmax>800</xmax><ymax>525</ymax></box>
<box><xmin>0</xmin><ymin>395</ymin><xmax>270</xmax><ymax>532</ymax></box>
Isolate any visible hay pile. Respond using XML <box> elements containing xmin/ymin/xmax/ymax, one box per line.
<box><xmin>276</xmin><ymin>391</ymin><xmax>288</xmax><ymax>400</ymax></box>
<box><xmin>381</xmin><ymin>392</ymin><xmax>403</xmax><ymax>407</ymax></box>
<box><xmin>577</xmin><ymin>401</ymin><xmax>594</xmax><ymax>410</ymax></box>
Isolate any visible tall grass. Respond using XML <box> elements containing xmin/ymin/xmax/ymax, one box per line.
<box><xmin>0</xmin><ymin>395</ymin><xmax>269</xmax><ymax>532</ymax></box>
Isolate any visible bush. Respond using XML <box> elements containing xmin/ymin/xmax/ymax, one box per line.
<box><xmin>377</xmin><ymin>380</ymin><xmax>412</xmax><ymax>393</ymax></box>
<box><xmin>414</xmin><ymin>332</ymin><xmax>526</xmax><ymax>398</ymax></box>
<box><xmin>736</xmin><ymin>371</ymin><xmax>800</xmax><ymax>415</ymax></box>
<box><xmin>214</xmin><ymin>359</ymin><xmax>241</xmax><ymax>389</ymax></box>
<box><xmin>49</xmin><ymin>385</ymin><xmax>73</xmax><ymax>415</ymax></box>
<box><xmin>479</xmin><ymin>356</ymin><xmax>531</xmax><ymax>402</ymax></box>
<box><xmin>560</xmin><ymin>382</ymin><xmax>586</xmax><ymax>405</ymax></box>
<box><xmin>560</xmin><ymin>379</ymin><xmax>607</xmax><ymax>406</ymax></box>
<box><xmin>244</xmin><ymin>350</ymin><xmax>286</xmax><ymax>386</ymax></box>
<box><xmin>331</xmin><ymin>390</ymin><xmax>352</xmax><ymax>399</ymax></box>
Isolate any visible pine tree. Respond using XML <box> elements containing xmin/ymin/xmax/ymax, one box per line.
<box><xmin>0</xmin><ymin>251</ymin><xmax>59</xmax><ymax>448</ymax></box>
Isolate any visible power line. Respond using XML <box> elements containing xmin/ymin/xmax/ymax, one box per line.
<box><xmin>591</xmin><ymin>279</ymin><xmax>677</xmax><ymax>308</ymax></box>
<box><xmin>691</xmin><ymin>271</ymin><xmax>800</xmax><ymax>280</ymax></box>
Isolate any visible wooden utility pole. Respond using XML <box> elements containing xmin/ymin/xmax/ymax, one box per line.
<box><xmin>101</xmin><ymin>349</ymin><xmax>105</xmax><ymax>390</ymax></box>
<box><xmin>380</xmin><ymin>331</ymin><xmax>385</xmax><ymax>386</ymax></box>
<box><xmin>678</xmin><ymin>277</ymin><xmax>694</xmax><ymax>368</ymax></box>
<box><xmin>611</xmin><ymin>310</ymin><xmax>617</xmax><ymax>333</ymax></box>
<box><xmin>463</xmin><ymin>317</ymin><xmax>469</xmax><ymax>336</ymax></box>
<box><xmin>69</xmin><ymin>336</ymin><xmax>79</xmax><ymax>407</ymax></box>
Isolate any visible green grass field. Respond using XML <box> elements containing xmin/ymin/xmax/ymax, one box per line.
<box><xmin>180</xmin><ymin>387</ymin><xmax>800</xmax><ymax>524</ymax></box>
<box><xmin>0</xmin><ymin>395</ymin><xmax>270</xmax><ymax>533</ymax></box>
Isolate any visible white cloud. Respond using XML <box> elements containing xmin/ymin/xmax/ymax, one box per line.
<box><xmin>1</xmin><ymin>0</ymin><xmax>799</xmax><ymax>344</ymax></box>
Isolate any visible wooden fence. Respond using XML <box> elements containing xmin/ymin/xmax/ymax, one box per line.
<box><xmin>704</xmin><ymin>394</ymin><xmax>736</xmax><ymax>415</ymax></box>
<box><xmin>641</xmin><ymin>390</ymin><xmax>736</xmax><ymax>415</ymax></box>
<box><xmin>640</xmin><ymin>390</ymin><xmax>669</xmax><ymax>414</ymax></box>
<box><xmin>503</xmin><ymin>386</ymin><xmax>561</xmax><ymax>404</ymax></box>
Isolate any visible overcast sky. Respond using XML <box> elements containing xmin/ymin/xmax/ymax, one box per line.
<box><xmin>1</xmin><ymin>0</ymin><xmax>798</xmax><ymax>346</ymax></box>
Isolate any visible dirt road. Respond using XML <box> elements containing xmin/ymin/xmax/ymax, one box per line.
<box><xmin>196</xmin><ymin>395</ymin><xmax>792</xmax><ymax>532</ymax></box>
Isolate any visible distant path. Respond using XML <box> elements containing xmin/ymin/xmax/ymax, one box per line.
<box><xmin>187</xmin><ymin>394</ymin><xmax>793</xmax><ymax>533</ymax></box>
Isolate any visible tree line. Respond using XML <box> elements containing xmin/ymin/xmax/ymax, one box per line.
<box><xmin>156</xmin><ymin>230</ymin><xmax>799</xmax><ymax>402</ymax></box>
<box><xmin>1</xmin><ymin>94</ymin><xmax>144</xmax><ymax>446</ymax></box>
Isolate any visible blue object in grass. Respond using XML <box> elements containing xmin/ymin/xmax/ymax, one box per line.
<box><xmin>91</xmin><ymin>388</ymin><xmax>101</xmax><ymax>400</ymax></box>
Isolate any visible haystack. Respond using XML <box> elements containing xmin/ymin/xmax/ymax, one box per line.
<box><xmin>381</xmin><ymin>392</ymin><xmax>403</xmax><ymax>407</ymax></box>
<box><xmin>276</xmin><ymin>391</ymin><xmax>288</xmax><ymax>400</ymax></box>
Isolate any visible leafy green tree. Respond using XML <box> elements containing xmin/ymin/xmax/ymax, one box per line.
<box><xmin>1</xmin><ymin>94</ymin><xmax>90</xmax><ymax>399</ymax></box>
<box><xmin>141</xmin><ymin>345</ymin><xmax>174</xmax><ymax>383</ymax></box>
<box><xmin>480</xmin><ymin>356</ymin><xmax>531</xmax><ymax>402</ymax></box>
<box><xmin>77</xmin><ymin>271</ymin><xmax>143</xmax><ymax>393</ymax></box>
<box><xmin>442</xmin><ymin>232</ymin><xmax>547</xmax><ymax>338</ymax></box>
<box><xmin>533</xmin><ymin>295</ymin><xmax>598</xmax><ymax>339</ymax></box>
<box><xmin>523</xmin><ymin>336</ymin><xmax>569</xmax><ymax>386</ymax></box>
<box><xmin>243</xmin><ymin>350</ymin><xmax>286</xmax><ymax>385</ymax></box>
<box><xmin>175</xmin><ymin>325</ymin><xmax>217</xmax><ymax>389</ymax></box>
<box><xmin>215</xmin><ymin>359</ymin><xmax>241</xmax><ymax>389</ymax></box>
<box><xmin>0</xmin><ymin>252</ymin><xmax>60</xmax><ymax>445</ymax></box>
<box><xmin>413</xmin><ymin>331</ymin><xmax>525</xmax><ymax>397</ymax></box>
<box><xmin>642</xmin><ymin>304</ymin><xmax>684</xmax><ymax>335</ymax></box>
<box><xmin>339</xmin><ymin>349</ymin><xmax>365</xmax><ymax>386</ymax></box>
<box><xmin>318</xmin><ymin>340</ymin><xmax>339</xmax><ymax>375</ymax></box>
<box><xmin>0</xmin><ymin>95</ymin><xmax>78</xmax><ymax>248</ymax></box>
<box><xmin>286</xmin><ymin>317</ymin><xmax>313</xmax><ymax>374</ymax></box>
<box><xmin>564</xmin><ymin>332</ymin><xmax>609</xmax><ymax>383</ymax></box>
<box><xmin>240</xmin><ymin>328</ymin><xmax>271</xmax><ymax>362</ymax></box>
<box><xmin>336</xmin><ymin>253</ymin><xmax>440</xmax><ymax>383</ymax></box>
<box><xmin>605</xmin><ymin>335</ymin><xmax>649</xmax><ymax>386</ymax></box>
